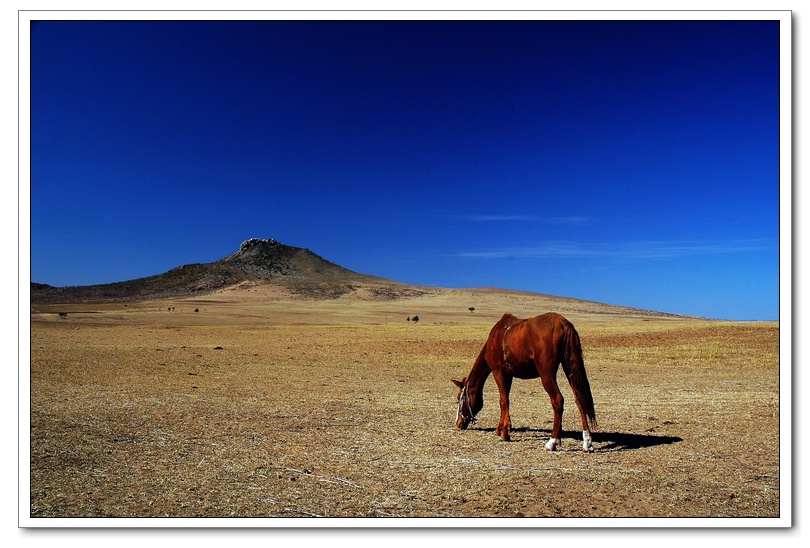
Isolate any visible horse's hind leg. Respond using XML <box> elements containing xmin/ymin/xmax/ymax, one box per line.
<box><xmin>574</xmin><ymin>399</ymin><xmax>594</xmax><ymax>452</ymax></box>
<box><xmin>540</xmin><ymin>372</ymin><xmax>564</xmax><ymax>451</ymax></box>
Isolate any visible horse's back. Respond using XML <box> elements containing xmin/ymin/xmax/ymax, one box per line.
<box><xmin>492</xmin><ymin>312</ymin><xmax>572</xmax><ymax>341</ymax></box>
<box><xmin>527</xmin><ymin>312</ymin><xmax>570</xmax><ymax>328</ymax></box>
<box><xmin>515</xmin><ymin>313</ymin><xmax>576</xmax><ymax>358</ymax></box>
<box><xmin>485</xmin><ymin>312</ymin><xmax>566</xmax><ymax>377</ymax></box>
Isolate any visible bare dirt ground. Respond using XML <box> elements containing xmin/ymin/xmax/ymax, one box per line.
<box><xmin>28</xmin><ymin>287</ymin><xmax>781</xmax><ymax>522</ymax></box>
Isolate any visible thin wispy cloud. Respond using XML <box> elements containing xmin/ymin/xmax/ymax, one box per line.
<box><xmin>461</xmin><ymin>214</ymin><xmax>538</xmax><ymax>222</ymax></box>
<box><xmin>445</xmin><ymin>212</ymin><xmax>592</xmax><ymax>224</ymax></box>
<box><xmin>544</xmin><ymin>216</ymin><xmax>593</xmax><ymax>225</ymax></box>
<box><xmin>453</xmin><ymin>240</ymin><xmax>775</xmax><ymax>260</ymax></box>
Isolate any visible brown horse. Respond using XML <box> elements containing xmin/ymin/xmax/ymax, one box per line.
<box><xmin>452</xmin><ymin>312</ymin><xmax>597</xmax><ymax>451</ymax></box>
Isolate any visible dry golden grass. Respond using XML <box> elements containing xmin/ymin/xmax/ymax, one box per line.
<box><xmin>28</xmin><ymin>288</ymin><xmax>780</xmax><ymax>520</ymax></box>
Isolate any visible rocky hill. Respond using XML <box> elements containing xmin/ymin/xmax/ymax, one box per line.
<box><xmin>30</xmin><ymin>238</ymin><xmax>425</xmax><ymax>303</ymax></box>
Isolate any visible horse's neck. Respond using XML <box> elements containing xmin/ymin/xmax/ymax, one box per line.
<box><xmin>467</xmin><ymin>347</ymin><xmax>492</xmax><ymax>393</ymax></box>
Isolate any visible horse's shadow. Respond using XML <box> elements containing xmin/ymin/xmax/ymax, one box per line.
<box><xmin>474</xmin><ymin>427</ymin><xmax>682</xmax><ymax>451</ymax></box>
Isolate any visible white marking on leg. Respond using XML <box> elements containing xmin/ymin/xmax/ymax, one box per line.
<box><xmin>544</xmin><ymin>437</ymin><xmax>558</xmax><ymax>451</ymax></box>
<box><xmin>582</xmin><ymin>430</ymin><xmax>594</xmax><ymax>452</ymax></box>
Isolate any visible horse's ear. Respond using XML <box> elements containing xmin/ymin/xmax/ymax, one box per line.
<box><xmin>452</xmin><ymin>378</ymin><xmax>465</xmax><ymax>388</ymax></box>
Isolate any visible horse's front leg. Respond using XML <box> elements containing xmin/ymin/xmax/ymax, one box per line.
<box><xmin>493</xmin><ymin>373</ymin><xmax>513</xmax><ymax>441</ymax></box>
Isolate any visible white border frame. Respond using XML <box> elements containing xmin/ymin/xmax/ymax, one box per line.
<box><xmin>18</xmin><ymin>8</ymin><xmax>792</xmax><ymax>530</ymax></box>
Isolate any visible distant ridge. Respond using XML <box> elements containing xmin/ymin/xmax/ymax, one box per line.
<box><xmin>30</xmin><ymin>238</ymin><xmax>422</xmax><ymax>303</ymax></box>
<box><xmin>29</xmin><ymin>238</ymin><xmax>686</xmax><ymax>319</ymax></box>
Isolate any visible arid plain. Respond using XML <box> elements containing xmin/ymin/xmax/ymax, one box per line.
<box><xmin>29</xmin><ymin>284</ymin><xmax>781</xmax><ymax>521</ymax></box>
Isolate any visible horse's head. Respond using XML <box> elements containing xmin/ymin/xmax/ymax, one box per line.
<box><xmin>452</xmin><ymin>377</ymin><xmax>481</xmax><ymax>429</ymax></box>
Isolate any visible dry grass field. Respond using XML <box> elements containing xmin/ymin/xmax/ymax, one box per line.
<box><xmin>28</xmin><ymin>287</ymin><xmax>781</xmax><ymax>522</ymax></box>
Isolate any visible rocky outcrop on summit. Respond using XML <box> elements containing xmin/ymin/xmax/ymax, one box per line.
<box><xmin>218</xmin><ymin>238</ymin><xmax>358</xmax><ymax>281</ymax></box>
<box><xmin>224</xmin><ymin>237</ymin><xmax>282</xmax><ymax>261</ymax></box>
<box><xmin>30</xmin><ymin>238</ymin><xmax>412</xmax><ymax>303</ymax></box>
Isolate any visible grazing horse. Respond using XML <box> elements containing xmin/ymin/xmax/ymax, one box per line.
<box><xmin>452</xmin><ymin>313</ymin><xmax>597</xmax><ymax>452</ymax></box>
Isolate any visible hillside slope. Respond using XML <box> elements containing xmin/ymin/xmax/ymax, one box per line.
<box><xmin>31</xmin><ymin>238</ymin><xmax>420</xmax><ymax>303</ymax></box>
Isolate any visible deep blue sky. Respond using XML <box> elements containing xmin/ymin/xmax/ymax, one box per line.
<box><xmin>29</xmin><ymin>19</ymin><xmax>782</xmax><ymax>320</ymax></box>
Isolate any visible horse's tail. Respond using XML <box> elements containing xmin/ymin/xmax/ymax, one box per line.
<box><xmin>560</xmin><ymin>320</ymin><xmax>597</xmax><ymax>431</ymax></box>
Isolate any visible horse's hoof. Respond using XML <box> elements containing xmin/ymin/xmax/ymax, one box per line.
<box><xmin>545</xmin><ymin>438</ymin><xmax>558</xmax><ymax>451</ymax></box>
<box><xmin>582</xmin><ymin>431</ymin><xmax>594</xmax><ymax>452</ymax></box>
